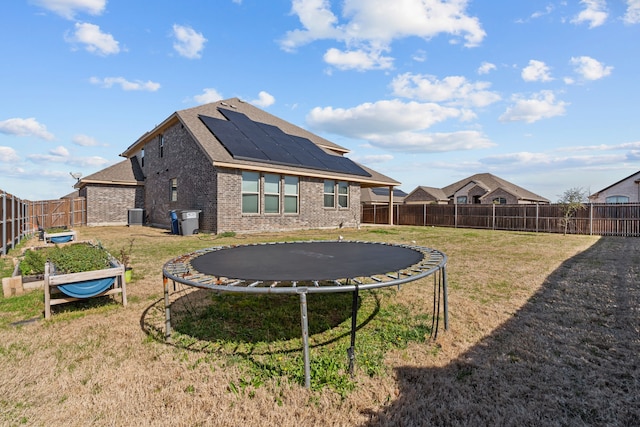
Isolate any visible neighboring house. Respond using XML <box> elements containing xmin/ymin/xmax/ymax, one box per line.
<box><xmin>74</xmin><ymin>158</ymin><xmax>145</xmax><ymax>226</ymax></box>
<box><xmin>404</xmin><ymin>186</ymin><xmax>449</xmax><ymax>205</ymax></box>
<box><xmin>361</xmin><ymin>187</ymin><xmax>407</xmax><ymax>205</ymax></box>
<box><xmin>405</xmin><ymin>173</ymin><xmax>550</xmax><ymax>205</ymax></box>
<box><xmin>112</xmin><ymin>98</ymin><xmax>400</xmax><ymax>234</ymax></box>
<box><xmin>588</xmin><ymin>170</ymin><xmax>640</xmax><ymax>203</ymax></box>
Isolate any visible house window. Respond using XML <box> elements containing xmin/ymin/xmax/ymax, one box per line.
<box><xmin>284</xmin><ymin>176</ymin><xmax>299</xmax><ymax>214</ymax></box>
<box><xmin>606</xmin><ymin>195</ymin><xmax>629</xmax><ymax>203</ymax></box>
<box><xmin>493</xmin><ymin>197</ymin><xmax>507</xmax><ymax>204</ymax></box>
<box><xmin>264</xmin><ymin>173</ymin><xmax>280</xmax><ymax>214</ymax></box>
<box><xmin>338</xmin><ymin>181</ymin><xmax>349</xmax><ymax>208</ymax></box>
<box><xmin>242</xmin><ymin>171</ymin><xmax>260</xmax><ymax>213</ymax></box>
<box><xmin>324</xmin><ymin>180</ymin><xmax>335</xmax><ymax>208</ymax></box>
<box><xmin>170</xmin><ymin>178</ymin><xmax>177</xmax><ymax>202</ymax></box>
<box><xmin>159</xmin><ymin>134</ymin><xmax>164</xmax><ymax>158</ymax></box>
<box><xmin>141</xmin><ymin>147</ymin><xmax>145</xmax><ymax>167</ymax></box>
<box><xmin>457</xmin><ymin>196</ymin><xmax>467</xmax><ymax>204</ymax></box>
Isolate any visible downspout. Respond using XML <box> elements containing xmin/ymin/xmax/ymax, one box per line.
<box><xmin>388</xmin><ymin>186</ymin><xmax>394</xmax><ymax>225</ymax></box>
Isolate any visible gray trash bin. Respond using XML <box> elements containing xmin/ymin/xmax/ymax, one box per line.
<box><xmin>179</xmin><ymin>210</ymin><xmax>201</xmax><ymax>235</ymax></box>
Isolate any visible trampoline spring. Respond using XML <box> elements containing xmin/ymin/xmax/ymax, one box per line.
<box><xmin>270</xmin><ymin>281</ymin><xmax>279</xmax><ymax>288</ymax></box>
<box><xmin>227</xmin><ymin>280</ymin><xmax>243</xmax><ymax>287</ymax></box>
<box><xmin>333</xmin><ymin>280</ymin><xmax>343</xmax><ymax>286</ymax></box>
<box><xmin>371</xmin><ymin>276</ymin><xmax>382</xmax><ymax>282</ymax></box>
<box><xmin>248</xmin><ymin>281</ymin><xmax>262</xmax><ymax>287</ymax></box>
<box><xmin>312</xmin><ymin>281</ymin><xmax>320</xmax><ymax>287</ymax></box>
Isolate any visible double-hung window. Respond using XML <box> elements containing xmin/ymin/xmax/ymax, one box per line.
<box><xmin>284</xmin><ymin>176</ymin><xmax>299</xmax><ymax>214</ymax></box>
<box><xmin>338</xmin><ymin>181</ymin><xmax>349</xmax><ymax>208</ymax></box>
<box><xmin>170</xmin><ymin>178</ymin><xmax>178</xmax><ymax>202</ymax></box>
<box><xmin>242</xmin><ymin>171</ymin><xmax>260</xmax><ymax>213</ymax></box>
<box><xmin>264</xmin><ymin>173</ymin><xmax>280</xmax><ymax>214</ymax></box>
<box><xmin>324</xmin><ymin>180</ymin><xmax>335</xmax><ymax>208</ymax></box>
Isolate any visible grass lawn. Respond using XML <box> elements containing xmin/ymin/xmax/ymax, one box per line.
<box><xmin>2</xmin><ymin>225</ymin><xmax>636</xmax><ymax>425</ymax></box>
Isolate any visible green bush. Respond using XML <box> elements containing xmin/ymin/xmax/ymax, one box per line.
<box><xmin>20</xmin><ymin>243</ymin><xmax>112</xmax><ymax>276</ymax></box>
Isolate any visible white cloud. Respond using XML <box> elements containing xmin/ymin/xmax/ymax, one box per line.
<box><xmin>193</xmin><ymin>88</ymin><xmax>223</xmax><ymax>105</ymax></box>
<box><xmin>570</xmin><ymin>56</ymin><xmax>613</xmax><ymax>80</ymax></box>
<box><xmin>521</xmin><ymin>60</ymin><xmax>553</xmax><ymax>82</ymax></box>
<box><xmin>280</xmin><ymin>0</ymin><xmax>485</xmax><ymax>70</ymax></box>
<box><xmin>477</xmin><ymin>61</ymin><xmax>496</xmax><ymax>75</ymax></box>
<box><xmin>499</xmin><ymin>90</ymin><xmax>568</xmax><ymax>123</ymax></box>
<box><xmin>0</xmin><ymin>117</ymin><xmax>55</xmax><ymax>140</ymax></box>
<box><xmin>624</xmin><ymin>0</ymin><xmax>640</xmax><ymax>24</ymax></box>
<box><xmin>28</xmin><ymin>146</ymin><xmax>108</xmax><ymax>167</ymax></box>
<box><xmin>90</xmin><ymin>76</ymin><xmax>161</xmax><ymax>91</ymax></box>
<box><xmin>0</xmin><ymin>147</ymin><xmax>20</xmax><ymax>163</ymax></box>
<box><xmin>30</xmin><ymin>0</ymin><xmax>106</xmax><ymax>19</ymax></box>
<box><xmin>348</xmin><ymin>153</ymin><xmax>394</xmax><ymax>164</ymax></box>
<box><xmin>250</xmin><ymin>91</ymin><xmax>276</xmax><ymax>108</ymax></box>
<box><xmin>390</xmin><ymin>73</ymin><xmax>501</xmax><ymax>108</ymax></box>
<box><xmin>172</xmin><ymin>24</ymin><xmax>207</xmax><ymax>59</ymax></box>
<box><xmin>571</xmin><ymin>0</ymin><xmax>608</xmax><ymax>28</ymax></box>
<box><xmin>307</xmin><ymin>99</ymin><xmax>494</xmax><ymax>153</ymax></box>
<box><xmin>65</xmin><ymin>22</ymin><xmax>120</xmax><ymax>55</ymax></box>
<box><xmin>72</xmin><ymin>134</ymin><xmax>102</xmax><ymax>146</ymax></box>
<box><xmin>307</xmin><ymin>99</ymin><xmax>463</xmax><ymax>137</ymax></box>
<box><xmin>323</xmin><ymin>47</ymin><xmax>393</xmax><ymax>71</ymax></box>
<box><xmin>365</xmin><ymin>130</ymin><xmax>495</xmax><ymax>153</ymax></box>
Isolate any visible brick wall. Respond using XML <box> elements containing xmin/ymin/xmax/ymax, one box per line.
<box><xmin>216</xmin><ymin>169</ymin><xmax>361</xmax><ymax>234</ymax></box>
<box><xmin>84</xmin><ymin>185</ymin><xmax>143</xmax><ymax>226</ymax></box>
<box><xmin>142</xmin><ymin>122</ymin><xmax>217</xmax><ymax>231</ymax></box>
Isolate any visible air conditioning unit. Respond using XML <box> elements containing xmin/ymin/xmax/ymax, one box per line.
<box><xmin>128</xmin><ymin>208</ymin><xmax>145</xmax><ymax>226</ymax></box>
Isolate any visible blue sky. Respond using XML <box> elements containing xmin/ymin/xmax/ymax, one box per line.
<box><xmin>1</xmin><ymin>0</ymin><xmax>639</xmax><ymax>201</ymax></box>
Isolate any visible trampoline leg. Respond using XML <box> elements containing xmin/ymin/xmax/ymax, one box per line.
<box><xmin>348</xmin><ymin>287</ymin><xmax>359</xmax><ymax>377</ymax></box>
<box><xmin>164</xmin><ymin>275</ymin><xmax>172</xmax><ymax>342</ymax></box>
<box><xmin>442</xmin><ymin>266</ymin><xmax>449</xmax><ymax>330</ymax></box>
<box><xmin>299</xmin><ymin>291</ymin><xmax>311</xmax><ymax>389</ymax></box>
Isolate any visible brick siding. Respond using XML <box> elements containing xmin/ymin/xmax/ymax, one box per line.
<box><xmin>84</xmin><ymin>185</ymin><xmax>143</xmax><ymax>226</ymax></box>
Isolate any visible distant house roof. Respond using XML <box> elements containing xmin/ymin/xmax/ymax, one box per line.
<box><xmin>589</xmin><ymin>169</ymin><xmax>640</xmax><ymax>201</ymax></box>
<box><xmin>361</xmin><ymin>187</ymin><xmax>407</xmax><ymax>204</ymax></box>
<box><xmin>121</xmin><ymin>98</ymin><xmax>399</xmax><ymax>188</ymax></box>
<box><xmin>442</xmin><ymin>173</ymin><xmax>549</xmax><ymax>203</ymax></box>
<box><xmin>74</xmin><ymin>158</ymin><xmax>144</xmax><ymax>190</ymax></box>
<box><xmin>408</xmin><ymin>186</ymin><xmax>449</xmax><ymax>203</ymax></box>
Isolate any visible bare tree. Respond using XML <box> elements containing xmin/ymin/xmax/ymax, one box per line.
<box><xmin>557</xmin><ymin>187</ymin><xmax>588</xmax><ymax>235</ymax></box>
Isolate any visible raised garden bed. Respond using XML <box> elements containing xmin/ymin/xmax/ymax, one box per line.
<box><xmin>43</xmin><ymin>230</ymin><xmax>77</xmax><ymax>244</ymax></box>
<box><xmin>17</xmin><ymin>242</ymin><xmax>127</xmax><ymax>318</ymax></box>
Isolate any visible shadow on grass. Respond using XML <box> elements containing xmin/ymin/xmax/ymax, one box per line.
<box><xmin>362</xmin><ymin>237</ymin><xmax>640</xmax><ymax>426</ymax></box>
<box><xmin>140</xmin><ymin>287</ymin><xmax>382</xmax><ymax>357</ymax></box>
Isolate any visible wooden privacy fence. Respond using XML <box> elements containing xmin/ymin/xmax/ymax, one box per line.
<box><xmin>1</xmin><ymin>189</ymin><xmax>86</xmax><ymax>255</ymax></box>
<box><xmin>362</xmin><ymin>203</ymin><xmax>640</xmax><ymax>237</ymax></box>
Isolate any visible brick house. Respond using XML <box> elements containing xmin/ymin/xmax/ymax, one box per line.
<box><xmin>103</xmin><ymin>98</ymin><xmax>400</xmax><ymax>234</ymax></box>
<box><xmin>74</xmin><ymin>158</ymin><xmax>145</xmax><ymax>226</ymax></box>
<box><xmin>588</xmin><ymin>170</ymin><xmax>640</xmax><ymax>203</ymax></box>
<box><xmin>404</xmin><ymin>173</ymin><xmax>550</xmax><ymax>205</ymax></box>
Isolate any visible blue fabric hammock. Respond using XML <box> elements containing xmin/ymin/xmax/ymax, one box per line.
<box><xmin>58</xmin><ymin>277</ymin><xmax>115</xmax><ymax>298</ymax></box>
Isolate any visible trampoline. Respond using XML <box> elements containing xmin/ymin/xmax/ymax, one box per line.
<box><xmin>162</xmin><ymin>240</ymin><xmax>448</xmax><ymax>388</ymax></box>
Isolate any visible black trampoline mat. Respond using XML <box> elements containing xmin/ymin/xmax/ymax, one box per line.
<box><xmin>190</xmin><ymin>241</ymin><xmax>424</xmax><ymax>281</ymax></box>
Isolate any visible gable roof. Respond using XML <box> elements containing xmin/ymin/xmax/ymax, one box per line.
<box><xmin>361</xmin><ymin>187</ymin><xmax>407</xmax><ymax>204</ymax></box>
<box><xmin>441</xmin><ymin>173</ymin><xmax>549</xmax><ymax>203</ymax></box>
<box><xmin>121</xmin><ymin>98</ymin><xmax>399</xmax><ymax>187</ymax></box>
<box><xmin>590</xmin><ymin>170</ymin><xmax>640</xmax><ymax>197</ymax></box>
<box><xmin>74</xmin><ymin>158</ymin><xmax>144</xmax><ymax>189</ymax></box>
<box><xmin>408</xmin><ymin>186</ymin><xmax>449</xmax><ymax>202</ymax></box>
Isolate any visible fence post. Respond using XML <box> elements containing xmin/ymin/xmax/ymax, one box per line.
<box><xmin>423</xmin><ymin>204</ymin><xmax>426</xmax><ymax>226</ymax></box>
<box><xmin>589</xmin><ymin>203</ymin><xmax>593</xmax><ymax>236</ymax></box>
<box><xmin>454</xmin><ymin>203</ymin><xmax>458</xmax><ymax>228</ymax></box>
<box><xmin>536</xmin><ymin>203</ymin><xmax>539</xmax><ymax>233</ymax></box>
<box><xmin>1</xmin><ymin>192</ymin><xmax>6</xmax><ymax>255</ymax></box>
<box><xmin>492</xmin><ymin>203</ymin><xmax>495</xmax><ymax>230</ymax></box>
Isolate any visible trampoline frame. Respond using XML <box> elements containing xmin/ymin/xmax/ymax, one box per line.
<box><xmin>162</xmin><ymin>240</ymin><xmax>448</xmax><ymax>388</ymax></box>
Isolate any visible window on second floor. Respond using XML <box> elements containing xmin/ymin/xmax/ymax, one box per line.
<box><xmin>170</xmin><ymin>178</ymin><xmax>177</xmax><ymax>202</ymax></box>
<box><xmin>605</xmin><ymin>195</ymin><xmax>629</xmax><ymax>204</ymax></box>
<box><xmin>159</xmin><ymin>134</ymin><xmax>164</xmax><ymax>158</ymax></box>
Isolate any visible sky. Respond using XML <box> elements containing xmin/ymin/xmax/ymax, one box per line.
<box><xmin>1</xmin><ymin>0</ymin><xmax>640</xmax><ymax>202</ymax></box>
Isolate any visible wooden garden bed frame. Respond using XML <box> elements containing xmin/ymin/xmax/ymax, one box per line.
<box><xmin>43</xmin><ymin>261</ymin><xmax>127</xmax><ymax>319</ymax></box>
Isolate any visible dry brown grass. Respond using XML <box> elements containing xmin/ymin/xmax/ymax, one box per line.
<box><xmin>1</xmin><ymin>225</ymin><xmax>637</xmax><ymax>426</ymax></box>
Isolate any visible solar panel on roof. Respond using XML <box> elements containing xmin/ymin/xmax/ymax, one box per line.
<box><xmin>199</xmin><ymin>109</ymin><xmax>371</xmax><ymax>177</ymax></box>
